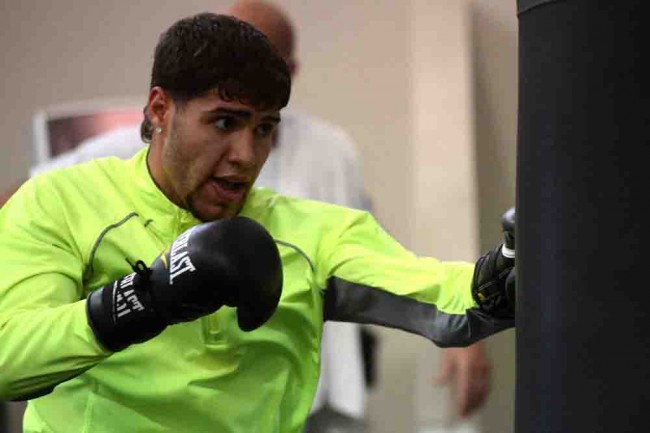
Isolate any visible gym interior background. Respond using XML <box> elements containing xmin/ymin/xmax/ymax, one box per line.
<box><xmin>0</xmin><ymin>1</ymin><xmax>517</xmax><ymax>432</ymax></box>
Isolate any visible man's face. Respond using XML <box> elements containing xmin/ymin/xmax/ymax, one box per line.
<box><xmin>149</xmin><ymin>90</ymin><xmax>280</xmax><ymax>221</ymax></box>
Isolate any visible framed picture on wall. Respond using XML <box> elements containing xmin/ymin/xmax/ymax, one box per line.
<box><xmin>31</xmin><ymin>99</ymin><xmax>143</xmax><ymax>165</ymax></box>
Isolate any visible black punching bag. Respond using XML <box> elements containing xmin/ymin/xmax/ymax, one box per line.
<box><xmin>516</xmin><ymin>1</ymin><xmax>650</xmax><ymax>432</ymax></box>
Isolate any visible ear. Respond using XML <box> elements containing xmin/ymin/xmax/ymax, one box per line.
<box><xmin>287</xmin><ymin>57</ymin><xmax>299</xmax><ymax>78</ymax></box>
<box><xmin>146</xmin><ymin>87</ymin><xmax>173</xmax><ymax>133</ymax></box>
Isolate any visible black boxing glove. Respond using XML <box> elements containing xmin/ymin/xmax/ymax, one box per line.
<box><xmin>86</xmin><ymin>216</ymin><xmax>283</xmax><ymax>352</ymax></box>
<box><xmin>471</xmin><ymin>208</ymin><xmax>516</xmax><ymax>319</ymax></box>
<box><xmin>501</xmin><ymin>207</ymin><xmax>515</xmax><ymax>259</ymax></box>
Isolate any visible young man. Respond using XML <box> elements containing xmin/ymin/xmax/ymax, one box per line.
<box><xmin>0</xmin><ymin>13</ymin><xmax>515</xmax><ymax>433</ymax></box>
<box><xmin>13</xmin><ymin>3</ymin><xmax>495</xmax><ymax>429</ymax></box>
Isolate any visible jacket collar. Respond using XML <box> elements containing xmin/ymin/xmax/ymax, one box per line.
<box><xmin>128</xmin><ymin>147</ymin><xmax>277</xmax><ymax>241</ymax></box>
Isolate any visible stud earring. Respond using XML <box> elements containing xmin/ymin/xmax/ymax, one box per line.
<box><xmin>154</xmin><ymin>126</ymin><xmax>163</xmax><ymax>134</ymax></box>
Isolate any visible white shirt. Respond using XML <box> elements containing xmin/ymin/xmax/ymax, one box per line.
<box><xmin>30</xmin><ymin>110</ymin><xmax>368</xmax><ymax>419</ymax></box>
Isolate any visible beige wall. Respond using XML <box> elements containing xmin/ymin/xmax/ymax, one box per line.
<box><xmin>411</xmin><ymin>0</ymin><xmax>479</xmax><ymax>431</ymax></box>
<box><xmin>0</xmin><ymin>1</ymin><xmax>518</xmax><ymax>432</ymax></box>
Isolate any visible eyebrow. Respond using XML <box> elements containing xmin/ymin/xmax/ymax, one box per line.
<box><xmin>207</xmin><ymin>107</ymin><xmax>281</xmax><ymax>123</ymax></box>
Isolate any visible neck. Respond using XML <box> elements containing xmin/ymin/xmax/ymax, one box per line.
<box><xmin>146</xmin><ymin>142</ymin><xmax>184</xmax><ymax>208</ymax></box>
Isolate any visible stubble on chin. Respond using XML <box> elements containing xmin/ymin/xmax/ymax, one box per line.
<box><xmin>186</xmin><ymin>192</ymin><xmax>244</xmax><ymax>222</ymax></box>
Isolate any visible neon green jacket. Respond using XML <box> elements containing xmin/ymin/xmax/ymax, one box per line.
<box><xmin>0</xmin><ymin>148</ymin><xmax>512</xmax><ymax>432</ymax></box>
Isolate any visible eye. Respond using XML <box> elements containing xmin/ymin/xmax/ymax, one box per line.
<box><xmin>254</xmin><ymin>122</ymin><xmax>276</xmax><ymax>137</ymax></box>
<box><xmin>215</xmin><ymin>117</ymin><xmax>236</xmax><ymax>131</ymax></box>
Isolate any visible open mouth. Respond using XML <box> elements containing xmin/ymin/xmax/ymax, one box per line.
<box><xmin>214</xmin><ymin>178</ymin><xmax>247</xmax><ymax>192</ymax></box>
<box><xmin>211</xmin><ymin>177</ymin><xmax>249</xmax><ymax>202</ymax></box>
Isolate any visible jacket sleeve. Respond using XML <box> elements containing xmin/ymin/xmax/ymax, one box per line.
<box><xmin>0</xmin><ymin>177</ymin><xmax>109</xmax><ymax>401</ymax></box>
<box><xmin>318</xmin><ymin>209</ymin><xmax>514</xmax><ymax>348</ymax></box>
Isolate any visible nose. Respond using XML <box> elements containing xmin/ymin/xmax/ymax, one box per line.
<box><xmin>227</xmin><ymin>130</ymin><xmax>256</xmax><ymax>168</ymax></box>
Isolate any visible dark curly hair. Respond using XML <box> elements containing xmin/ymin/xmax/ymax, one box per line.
<box><xmin>141</xmin><ymin>13</ymin><xmax>291</xmax><ymax>142</ymax></box>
